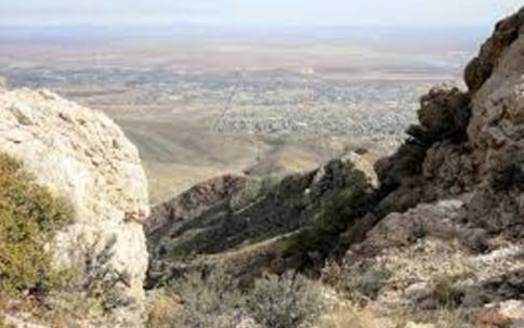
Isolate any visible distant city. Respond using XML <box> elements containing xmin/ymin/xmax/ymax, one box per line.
<box><xmin>0</xmin><ymin>27</ymin><xmax>471</xmax><ymax>200</ymax></box>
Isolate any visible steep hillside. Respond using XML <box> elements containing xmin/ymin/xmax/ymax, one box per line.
<box><xmin>146</xmin><ymin>155</ymin><xmax>375</xmax><ymax>286</ymax></box>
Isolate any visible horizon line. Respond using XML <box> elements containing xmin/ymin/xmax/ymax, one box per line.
<box><xmin>0</xmin><ymin>21</ymin><xmax>495</xmax><ymax>30</ymax></box>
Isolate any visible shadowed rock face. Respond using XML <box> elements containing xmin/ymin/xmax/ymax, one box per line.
<box><xmin>465</xmin><ymin>7</ymin><xmax>524</xmax><ymax>93</ymax></box>
<box><xmin>146</xmin><ymin>174</ymin><xmax>248</xmax><ymax>243</ymax></box>
<box><xmin>146</xmin><ymin>156</ymin><xmax>374</xmax><ymax>286</ymax></box>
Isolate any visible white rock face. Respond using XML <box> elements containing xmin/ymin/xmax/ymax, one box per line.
<box><xmin>0</xmin><ymin>88</ymin><xmax>150</xmax><ymax>324</ymax></box>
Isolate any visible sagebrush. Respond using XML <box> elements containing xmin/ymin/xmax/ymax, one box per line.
<box><xmin>149</xmin><ymin>269</ymin><xmax>326</xmax><ymax>328</ymax></box>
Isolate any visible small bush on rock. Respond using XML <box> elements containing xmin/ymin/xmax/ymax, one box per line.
<box><xmin>85</xmin><ymin>236</ymin><xmax>132</xmax><ymax>310</ymax></box>
<box><xmin>0</xmin><ymin>153</ymin><xmax>72</xmax><ymax>301</ymax></box>
<box><xmin>36</xmin><ymin>234</ymin><xmax>136</xmax><ymax>325</ymax></box>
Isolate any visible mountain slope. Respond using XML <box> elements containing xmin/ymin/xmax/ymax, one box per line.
<box><xmin>147</xmin><ymin>6</ymin><xmax>524</xmax><ymax>327</ymax></box>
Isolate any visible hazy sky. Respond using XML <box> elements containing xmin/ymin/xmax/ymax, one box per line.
<box><xmin>1</xmin><ymin>0</ymin><xmax>523</xmax><ymax>27</ymax></box>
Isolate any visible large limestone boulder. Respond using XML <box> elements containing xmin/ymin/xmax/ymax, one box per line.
<box><xmin>0</xmin><ymin>88</ymin><xmax>150</xmax><ymax>325</ymax></box>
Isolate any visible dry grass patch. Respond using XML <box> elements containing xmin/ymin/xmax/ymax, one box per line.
<box><xmin>146</xmin><ymin>291</ymin><xmax>182</xmax><ymax>328</ymax></box>
<box><xmin>319</xmin><ymin>304</ymin><xmax>379</xmax><ymax>328</ymax></box>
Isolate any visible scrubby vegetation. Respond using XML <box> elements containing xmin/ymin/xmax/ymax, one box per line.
<box><xmin>429</xmin><ymin>270</ymin><xmax>474</xmax><ymax>309</ymax></box>
<box><xmin>28</xmin><ymin>234</ymin><xmax>137</xmax><ymax>327</ymax></box>
<box><xmin>0</xmin><ymin>153</ymin><xmax>73</xmax><ymax>323</ymax></box>
<box><xmin>166</xmin><ymin>268</ymin><xmax>243</xmax><ymax>327</ymax></box>
<box><xmin>150</xmin><ymin>264</ymin><xmax>475</xmax><ymax>328</ymax></box>
<box><xmin>0</xmin><ymin>155</ymin><xmax>127</xmax><ymax>326</ymax></box>
<box><xmin>148</xmin><ymin>269</ymin><xmax>325</xmax><ymax>328</ymax></box>
<box><xmin>275</xmin><ymin>162</ymin><xmax>375</xmax><ymax>265</ymax></box>
<box><xmin>321</xmin><ymin>261</ymin><xmax>392</xmax><ymax>304</ymax></box>
<box><xmin>245</xmin><ymin>272</ymin><xmax>324</xmax><ymax>328</ymax></box>
<box><xmin>73</xmin><ymin>235</ymin><xmax>133</xmax><ymax>312</ymax></box>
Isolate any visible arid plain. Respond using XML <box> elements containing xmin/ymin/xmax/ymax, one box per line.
<box><xmin>0</xmin><ymin>26</ymin><xmax>481</xmax><ymax>202</ymax></box>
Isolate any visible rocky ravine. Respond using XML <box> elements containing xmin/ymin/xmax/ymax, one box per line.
<box><xmin>148</xmin><ymin>6</ymin><xmax>524</xmax><ymax>327</ymax></box>
<box><xmin>0</xmin><ymin>87</ymin><xmax>150</xmax><ymax>327</ymax></box>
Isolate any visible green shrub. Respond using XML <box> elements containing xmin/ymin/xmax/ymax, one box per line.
<box><xmin>321</xmin><ymin>261</ymin><xmax>391</xmax><ymax>303</ymax></box>
<box><xmin>276</xmin><ymin>165</ymin><xmax>374</xmax><ymax>261</ymax></box>
<box><xmin>0</xmin><ymin>153</ymin><xmax>72</xmax><ymax>302</ymax></box>
<box><xmin>245</xmin><ymin>272</ymin><xmax>325</xmax><ymax>328</ymax></box>
<box><xmin>355</xmin><ymin>268</ymin><xmax>392</xmax><ymax>301</ymax></box>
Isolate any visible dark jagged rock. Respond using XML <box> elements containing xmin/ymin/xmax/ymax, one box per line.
<box><xmin>374</xmin><ymin>142</ymin><xmax>427</xmax><ymax>189</ymax></box>
<box><xmin>375</xmin><ymin>86</ymin><xmax>471</xmax><ymax>195</ymax></box>
<box><xmin>465</xmin><ymin>7</ymin><xmax>524</xmax><ymax>92</ymax></box>
<box><xmin>418</xmin><ymin>87</ymin><xmax>471</xmax><ymax>142</ymax></box>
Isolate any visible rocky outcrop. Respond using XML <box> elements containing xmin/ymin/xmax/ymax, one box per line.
<box><xmin>332</xmin><ymin>6</ymin><xmax>524</xmax><ymax>327</ymax></box>
<box><xmin>461</xmin><ymin>12</ymin><xmax>524</xmax><ymax>238</ymax></box>
<box><xmin>134</xmin><ymin>6</ymin><xmax>524</xmax><ymax>327</ymax></box>
<box><xmin>0</xmin><ymin>88</ymin><xmax>150</xmax><ymax>326</ymax></box>
<box><xmin>465</xmin><ymin>7</ymin><xmax>524</xmax><ymax>92</ymax></box>
<box><xmin>373</xmin><ymin>5</ymin><xmax>524</xmax><ymax>239</ymax></box>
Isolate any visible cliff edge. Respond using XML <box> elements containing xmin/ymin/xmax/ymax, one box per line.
<box><xmin>0</xmin><ymin>88</ymin><xmax>150</xmax><ymax>327</ymax></box>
